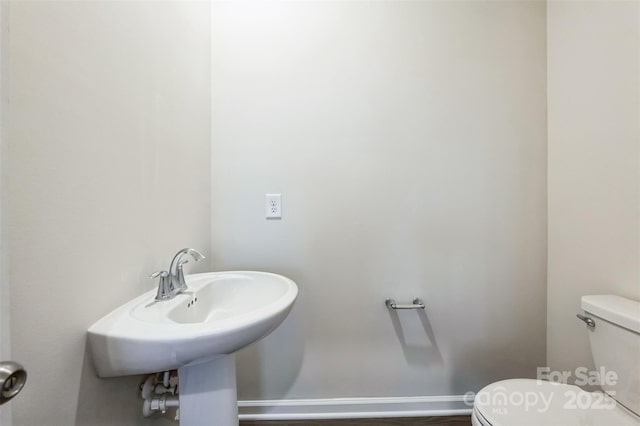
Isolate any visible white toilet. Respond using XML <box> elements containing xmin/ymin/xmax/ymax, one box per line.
<box><xmin>472</xmin><ymin>295</ymin><xmax>640</xmax><ymax>426</ymax></box>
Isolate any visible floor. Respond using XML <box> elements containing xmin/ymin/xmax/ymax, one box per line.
<box><xmin>240</xmin><ymin>416</ymin><xmax>472</xmax><ymax>426</ymax></box>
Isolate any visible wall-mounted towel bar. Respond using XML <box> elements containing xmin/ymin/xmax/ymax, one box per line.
<box><xmin>385</xmin><ymin>298</ymin><xmax>425</xmax><ymax>310</ymax></box>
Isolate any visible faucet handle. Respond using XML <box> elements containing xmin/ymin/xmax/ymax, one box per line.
<box><xmin>150</xmin><ymin>271</ymin><xmax>172</xmax><ymax>301</ymax></box>
<box><xmin>149</xmin><ymin>271</ymin><xmax>169</xmax><ymax>279</ymax></box>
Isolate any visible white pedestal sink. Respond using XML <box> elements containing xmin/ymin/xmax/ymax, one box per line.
<box><xmin>87</xmin><ymin>271</ymin><xmax>298</xmax><ymax>425</ymax></box>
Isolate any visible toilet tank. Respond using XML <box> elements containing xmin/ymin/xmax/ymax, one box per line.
<box><xmin>581</xmin><ymin>295</ymin><xmax>640</xmax><ymax>416</ymax></box>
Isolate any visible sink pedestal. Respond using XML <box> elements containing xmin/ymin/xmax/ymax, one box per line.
<box><xmin>178</xmin><ymin>355</ymin><xmax>238</xmax><ymax>426</ymax></box>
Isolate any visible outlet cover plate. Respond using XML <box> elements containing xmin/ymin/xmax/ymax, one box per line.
<box><xmin>265</xmin><ymin>194</ymin><xmax>282</xmax><ymax>219</ymax></box>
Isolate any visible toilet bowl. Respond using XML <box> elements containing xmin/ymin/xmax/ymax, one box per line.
<box><xmin>471</xmin><ymin>379</ymin><xmax>639</xmax><ymax>426</ymax></box>
<box><xmin>472</xmin><ymin>295</ymin><xmax>640</xmax><ymax>426</ymax></box>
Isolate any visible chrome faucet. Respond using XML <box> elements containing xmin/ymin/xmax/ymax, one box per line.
<box><xmin>169</xmin><ymin>248</ymin><xmax>205</xmax><ymax>294</ymax></box>
<box><xmin>150</xmin><ymin>248</ymin><xmax>206</xmax><ymax>301</ymax></box>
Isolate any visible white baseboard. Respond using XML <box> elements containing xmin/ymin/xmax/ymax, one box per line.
<box><xmin>238</xmin><ymin>395</ymin><xmax>474</xmax><ymax>421</ymax></box>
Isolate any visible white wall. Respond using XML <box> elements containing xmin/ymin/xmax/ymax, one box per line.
<box><xmin>8</xmin><ymin>2</ymin><xmax>211</xmax><ymax>425</ymax></box>
<box><xmin>211</xmin><ymin>1</ymin><xmax>548</xmax><ymax>402</ymax></box>
<box><xmin>0</xmin><ymin>1</ymin><xmax>10</xmax><ymax>424</ymax></box>
<box><xmin>547</xmin><ymin>0</ymin><xmax>640</xmax><ymax>376</ymax></box>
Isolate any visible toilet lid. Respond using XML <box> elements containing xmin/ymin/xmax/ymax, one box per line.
<box><xmin>474</xmin><ymin>379</ymin><xmax>640</xmax><ymax>426</ymax></box>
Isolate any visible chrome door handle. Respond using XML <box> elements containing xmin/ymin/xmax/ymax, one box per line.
<box><xmin>0</xmin><ymin>361</ymin><xmax>27</xmax><ymax>405</ymax></box>
<box><xmin>576</xmin><ymin>314</ymin><xmax>596</xmax><ymax>328</ymax></box>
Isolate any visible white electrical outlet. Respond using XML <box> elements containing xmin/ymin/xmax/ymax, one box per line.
<box><xmin>265</xmin><ymin>194</ymin><xmax>282</xmax><ymax>219</ymax></box>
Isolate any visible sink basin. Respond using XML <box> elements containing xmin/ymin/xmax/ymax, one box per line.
<box><xmin>88</xmin><ymin>271</ymin><xmax>298</xmax><ymax>378</ymax></box>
